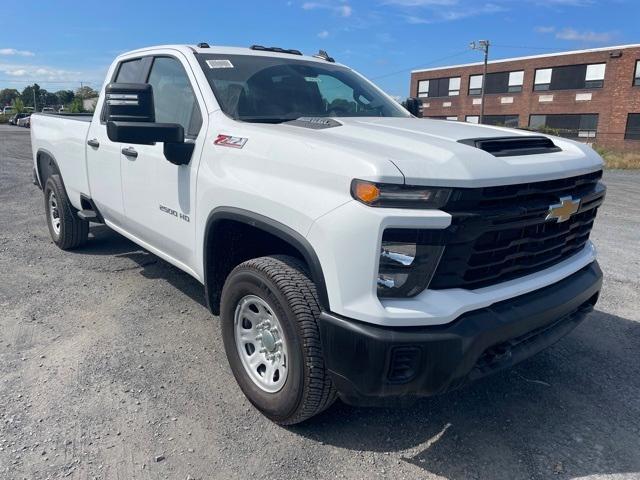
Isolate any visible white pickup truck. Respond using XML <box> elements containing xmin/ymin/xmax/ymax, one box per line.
<box><xmin>31</xmin><ymin>43</ymin><xmax>606</xmax><ymax>424</ymax></box>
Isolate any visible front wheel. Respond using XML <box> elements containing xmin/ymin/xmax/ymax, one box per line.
<box><xmin>220</xmin><ymin>255</ymin><xmax>336</xmax><ymax>425</ymax></box>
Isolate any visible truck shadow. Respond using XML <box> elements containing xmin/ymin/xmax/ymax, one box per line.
<box><xmin>292</xmin><ymin>309</ymin><xmax>640</xmax><ymax>479</ymax></box>
<box><xmin>78</xmin><ymin>225</ymin><xmax>207</xmax><ymax>309</ymax></box>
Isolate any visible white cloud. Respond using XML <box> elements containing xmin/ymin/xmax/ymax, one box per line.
<box><xmin>383</xmin><ymin>0</ymin><xmax>457</xmax><ymax>5</ymax></box>
<box><xmin>302</xmin><ymin>2</ymin><xmax>353</xmax><ymax>17</ymax></box>
<box><xmin>385</xmin><ymin>0</ymin><xmax>600</xmax><ymax>24</ymax></box>
<box><xmin>535</xmin><ymin>25</ymin><xmax>614</xmax><ymax>43</ymax></box>
<box><xmin>0</xmin><ymin>63</ymin><xmax>85</xmax><ymax>82</ymax></box>
<box><xmin>337</xmin><ymin>4</ymin><xmax>352</xmax><ymax>16</ymax></box>
<box><xmin>317</xmin><ymin>30</ymin><xmax>330</xmax><ymax>38</ymax></box>
<box><xmin>400</xmin><ymin>2</ymin><xmax>506</xmax><ymax>23</ymax></box>
<box><xmin>5</xmin><ymin>69</ymin><xmax>28</xmax><ymax>76</ymax></box>
<box><xmin>0</xmin><ymin>48</ymin><xmax>35</xmax><ymax>57</ymax></box>
<box><xmin>555</xmin><ymin>28</ymin><xmax>613</xmax><ymax>42</ymax></box>
<box><xmin>535</xmin><ymin>25</ymin><xmax>556</xmax><ymax>33</ymax></box>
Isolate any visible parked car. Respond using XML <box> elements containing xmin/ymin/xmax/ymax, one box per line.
<box><xmin>3</xmin><ymin>106</ymin><xmax>15</xmax><ymax>115</ymax></box>
<box><xmin>41</xmin><ymin>107</ymin><xmax>55</xmax><ymax>113</ymax></box>
<box><xmin>17</xmin><ymin>114</ymin><xmax>31</xmax><ymax>128</ymax></box>
<box><xmin>10</xmin><ymin>113</ymin><xmax>30</xmax><ymax>125</ymax></box>
<box><xmin>30</xmin><ymin>43</ymin><xmax>606</xmax><ymax>424</ymax></box>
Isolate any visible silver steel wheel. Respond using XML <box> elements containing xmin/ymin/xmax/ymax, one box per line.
<box><xmin>48</xmin><ymin>191</ymin><xmax>61</xmax><ymax>235</ymax></box>
<box><xmin>234</xmin><ymin>295</ymin><xmax>288</xmax><ymax>393</ymax></box>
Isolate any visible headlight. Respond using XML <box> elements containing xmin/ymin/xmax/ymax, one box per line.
<box><xmin>377</xmin><ymin>229</ymin><xmax>444</xmax><ymax>298</ymax></box>
<box><xmin>351</xmin><ymin>179</ymin><xmax>451</xmax><ymax>209</ymax></box>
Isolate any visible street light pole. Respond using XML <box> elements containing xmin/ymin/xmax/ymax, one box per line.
<box><xmin>470</xmin><ymin>40</ymin><xmax>490</xmax><ymax>124</ymax></box>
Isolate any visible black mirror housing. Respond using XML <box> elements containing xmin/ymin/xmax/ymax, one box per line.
<box><xmin>106</xmin><ymin>121</ymin><xmax>184</xmax><ymax>144</ymax></box>
<box><xmin>105</xmin><ymin>83</ymin><xmax>155</xmax><ymax>123</ymax></box>
<box><xmin>104</xmin><ymin>82</ymin><xmax>192</xmax><ymax>164</ymax></box>
<box><xmin>164</xmin><ymin>141</ymin><xmax>195</xmax><ymax>166</ymax></box>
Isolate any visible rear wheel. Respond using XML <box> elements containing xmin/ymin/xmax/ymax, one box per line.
<box><xmin>44</xmin><ymin>174</ymin><xmax>89</xmax><ymax>250</ymax></box>
<box><xmin>220</xmin><ymin>255</ymin><xmax>336</xmax><ymax>425</ymax></box>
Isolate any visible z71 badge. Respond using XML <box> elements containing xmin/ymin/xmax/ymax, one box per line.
<box><xmin>214</xmin><ymin>134</ymin><xmax>248</xmax><ymax>149</ymax></box>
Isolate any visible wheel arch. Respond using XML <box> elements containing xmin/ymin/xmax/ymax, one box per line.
<box><xmin>36</xmin><ymin>148</ymin><xmax>62</xmax><ymax>188</ymax></box>
<box><xmin>203</xmin><ymin>207</ymin><xmax>330</xmax><ymax>315</ymax></box>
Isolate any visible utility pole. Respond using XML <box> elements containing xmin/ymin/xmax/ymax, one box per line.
<box><xmin>33</xmin><ymin>88</ymin><xmax>37</xmax><ymax>112</ymax></box>
<box><xmin>470</xmin><ymin>40</ymin><xmax>490</xmax><ymax>124</ymax></box>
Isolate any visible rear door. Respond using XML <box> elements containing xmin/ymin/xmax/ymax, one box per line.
<box><xmin>119</xmin><ymin>53</ymin><xmax>206</xmax><ymax>270</ymax></box>
<box><xmin>86</xmin><ymin>56</ymin><xmax>151</xmax><ymax>226</ymax></box>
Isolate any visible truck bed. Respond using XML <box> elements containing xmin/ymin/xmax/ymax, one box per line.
<box><xmin>31</xmin><ymin>113</ymin><xmax>93</xmax><ymax>209</ymax></box>
<box><xmin>33</xmin><ymin>112</ymin><xmax>94</xmax><ymax>122</ymax></box>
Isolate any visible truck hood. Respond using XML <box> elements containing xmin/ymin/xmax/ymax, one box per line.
<box><xmin>278</xmin><ymin>117</ymin><xmax>604</xmax><ymax>187</ymax></box>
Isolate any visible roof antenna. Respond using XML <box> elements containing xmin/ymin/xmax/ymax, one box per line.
<box><xmin>197</xmin><ymin>42</ymin><xmax>210</xmax><ymax>48</ymax></box>
<box><xmin>314</xmin><ymin>50</ymin><xmax>335</xmax><ymax>63</ymax></box>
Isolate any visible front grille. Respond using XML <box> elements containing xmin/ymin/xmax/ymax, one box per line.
<box><xmin>429</xmin><ymin>171</ymin><xmax>605</xmax><ymax>290</ymax></box>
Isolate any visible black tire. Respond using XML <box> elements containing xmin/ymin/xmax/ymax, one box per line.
<box><xmin>220</xmin><ymin>255</ymin><xmax>337</xmax><ymax>425</ymax></box>
<box><xmin>44</xmin><ymin>174</ymin><xmax>89</xmax><ymax>250</ymax></box>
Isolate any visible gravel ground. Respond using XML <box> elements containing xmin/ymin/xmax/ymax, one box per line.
<box><xmin>1</xmin><ymin>124</ymin><xmax>639</xmax><ymax>480</ymax></box>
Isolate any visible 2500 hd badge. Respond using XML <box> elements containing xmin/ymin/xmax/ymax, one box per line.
<box><xmin>159</xmin><ymin>204</ymin><xmax>190</xmax><ymax>223</ymax></box>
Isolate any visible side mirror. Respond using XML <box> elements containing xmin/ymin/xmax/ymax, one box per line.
<box><xmin>404</xmin><ymin>97</ymin><xmax>423</xmax><ymax>118</ymax></box>
<box><xmin>105</xmin><ymin>82</ymin><xmax>184</xmax><ymax>146</ymax></box>
<box><xmin>105</xmin><ymin>83</ymin><xmax>155</xmax><ymax>123</ymax></box>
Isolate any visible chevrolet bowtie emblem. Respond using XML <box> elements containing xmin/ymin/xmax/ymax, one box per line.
<box><xmin>546</xmin><ymin>196</ymin><xmax>580</xmax><ymax>223</ymax></box>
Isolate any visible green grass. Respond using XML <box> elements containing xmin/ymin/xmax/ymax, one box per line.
<box><xmin>594</xmin><ymin>146</ymin><xmax>640</xmax><ymax>169</ymax></box>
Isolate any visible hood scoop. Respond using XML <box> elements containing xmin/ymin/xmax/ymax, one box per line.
<box><xmin>458</xmin><ymin>136</ymin><xmax>562</xmax><ymax>157</ymax></box>
<box><xmin>285</xmin><ymin>117</ymin><xmax>342</xmax><ymax>130</ymax></box>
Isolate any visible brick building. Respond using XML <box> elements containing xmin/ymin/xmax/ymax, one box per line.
<box><xmin>410</xmin><ymin>44</ymin><xmax>640</xmax><ymax>152</ymax></box>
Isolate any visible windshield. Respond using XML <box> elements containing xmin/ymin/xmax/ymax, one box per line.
<box><xmin>197</xmin><ymin>54</ymin><xmax>409</xmax><ymax>123</ymax></box>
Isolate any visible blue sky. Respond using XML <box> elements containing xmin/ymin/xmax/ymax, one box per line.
<box><xmin>0</xmin><ymin>0</ymin><xmax>638</xmax><ymax>97</ymax></box>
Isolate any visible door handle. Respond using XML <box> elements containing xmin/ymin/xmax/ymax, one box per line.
<box><xmin>87</xmin><ymin>138</ymin><xmax>100</xmax><ymax>148</ymax></box>
<box><xmin>121</xmin><ymin>147</ymin><xmax>138</xmax><ymax>158</ymax></box>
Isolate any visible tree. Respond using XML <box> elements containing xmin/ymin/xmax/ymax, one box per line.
<box><xmin>12</xmin><ymin>97</ymin><xmax>25</xmax><ymax>114</ymax></box>
<box><xmin>69</xmin><ymin>97</ymin><xmax>85</xmax><ymax>113</ymax></box>
<box><xmin>0</xmin><ymin>88</ymin><xmax>20</xmax><ymax>107</ymax></box>
<box><xmin>20</xmin><ymin>84</ymin><xmax>42</xmax><ymax>109</ymax></box>
<box><xmin>55</xmin><ymin>90</ymin><xmax>74</xmax><ymax>105</ymax></box>
<box><xmin>75</xmin><ymin>86</ymin><xmax>98</xmax><ymax>100</ymax></box>
<box><xmin>42</xmin><ymin>91</ymin><xmax>58</xmax><ymax>107</ymax></box>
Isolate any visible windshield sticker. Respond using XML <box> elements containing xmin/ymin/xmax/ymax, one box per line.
<box><xmin>304</xmin><ymin>77</ymin><xmax>321</xmax><ymax>82</ymax></box>
<box><xmin>206</xmin><ymin>59</ymin><xmax>234</xmax><ymax>69</ymax></box>
<box><xmin>214</xmin><ymin>134</ymin><xmax>248</xmax><ymax>148</ymax></box>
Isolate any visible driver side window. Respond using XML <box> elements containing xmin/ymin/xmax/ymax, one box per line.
<box><xmin>146</xmin><ymin>57</ymin><xmax>202</xmax><ymax>138</ymax></box>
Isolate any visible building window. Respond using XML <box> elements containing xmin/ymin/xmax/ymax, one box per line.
<box><xmin>468</xmin><ymin>71</ymin><xmax>524</xmax><ymax>95</ymax></box>
<box><xmin>625</xmin><ymin>114</ymin><xmax>640</xmax><ymax>140</ymax></box>
<box><xmin>634</xmin><ymin>61</ymin><xmax>640</xmax><ymax>86</ymax></box>
<box><xmin>529</xmin><ymin>113</ymin><xmax>598</xmax><ymax>139</ymax></box>
<box><xmin>418</xmin><ymin>80</ymin><xmax>429</xmax><ymax>98</ymax></box>
<box><xmin>533</xmin><ymin>63</ymin><xmax>606</xmax><ymax>91</ymax></box>
<box><xmin>465</xmin><ymin>115</ymin><xmax>518</xmax><ymax>127</ymax></box>
<box><xmin>483</xmin><ymin>115</ymin><xmax>520</xmax><ymax>128</ymax></box>
<box><xmin>417</xmin><ymin>77</ymin><xmax>461</xmax><ymax>98</ymax></box>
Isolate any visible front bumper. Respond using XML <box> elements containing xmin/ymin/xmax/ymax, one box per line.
<box><xmin>317</xmin><ymin>261</ymin><xmax>602</xmax><ymax>406</ymax></box>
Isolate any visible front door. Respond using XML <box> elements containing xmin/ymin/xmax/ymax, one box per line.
<box><xmin>119</xmin><ymin>54</ymin><xmax>205</xmax><ymax>270</ymax></box>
